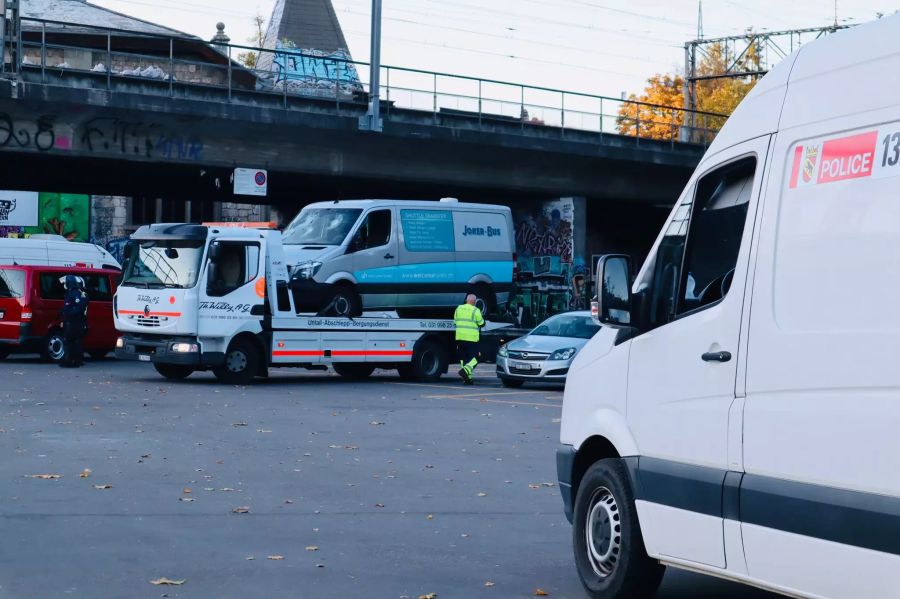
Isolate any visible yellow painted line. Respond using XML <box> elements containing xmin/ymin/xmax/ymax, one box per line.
<box><xmin>424</xmin><ymin>390</ymin><xmax>547</xmax><ymax>399</ymax></box>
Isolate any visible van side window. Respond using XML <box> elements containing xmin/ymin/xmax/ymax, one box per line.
<box><xmin>351</xmin><ymin>210</ymin><xmax>391</xmax><ymax>251</ymax></box>
<box><xmin>643</xmin><ymin>156</ymin><xmax>756</xmax><ymax>328</ymax></box>
<box><xmin>39</xmin><ymin>273</ymin><xmax>66</xmax><ymax>300</ymax></box>
<box><xmin>207</xmin><ymin>242</ymin><xmax>260</xmax><ymax>297</ymax></box>
<box><xmin>83</xmin><ymin>275</ymin><xmax>112</xmax><ymax>301</ymax></box>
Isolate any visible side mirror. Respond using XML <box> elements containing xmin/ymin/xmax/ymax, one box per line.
<box><xmin>594</xmin><ymin>254</ymin><xmax>633</xmax><ymax>328</ymax></box>
<box><xmin>207</xmin><ymin>262</ymin><xmax>221</xmax><ymax>295</ymax></box>
<box><xmin>208</xmin><ymin>241</ymin><xmax>221</xmax><ymax>263</ymax></box>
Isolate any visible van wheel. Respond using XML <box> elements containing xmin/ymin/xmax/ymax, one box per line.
<box><xmin>573</xmin><ymin>459</ymin><xmax>665</xmax><ymax>599</ymax></box>
<box><xmin>213</xmin><ymin>338</ymin><xmax>260</xmax><ymax>385</ymax></box>
<box><xmin>154</xmin><ymin>363</ymin><xmax>194</xmax><ymax>380</ymax></box>
<box><xmin>332</xmin><ymin>363</ymin><xmax>376</xmax><ymax>379</ymax></box>
<box><xmin>41</xmin><ymin>330</ymin><xmax>66</xmax><ymax>363</ymax></box>
<box><xmin>329</xmin><ymin>284</ymin><xmax>362</xmax><ymax>317</ymax></box>
<box><xmin>402</xmin><ymin>338</ymin><xmax>447</xmax><ymax>382</ymax></box>
<box><xmin>469</xmin><ymin>283</ymin><xmax>497</xmax><ymax>316</ymax></box>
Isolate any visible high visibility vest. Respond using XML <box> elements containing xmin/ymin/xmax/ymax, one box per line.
<box><xmin>454</xmin><ymin>303</ymin><xmax>485</xmax><ymax>342</ymax></box>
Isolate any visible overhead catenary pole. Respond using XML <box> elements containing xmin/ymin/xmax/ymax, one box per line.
<box><xmin>361</xmin><ymin>0</ymin><xmax>383</xmax><ymax>132</ymax></box>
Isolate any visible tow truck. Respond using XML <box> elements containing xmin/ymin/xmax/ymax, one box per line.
<box><xmin>113</xmin><ymin>223</ymin><xmax>512</xmax><ymax>383</ymax></box>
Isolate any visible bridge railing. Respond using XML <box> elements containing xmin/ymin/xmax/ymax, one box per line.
<box><xmin>13</xmin><ymin>17</ymin><xmax>726</xmax><ymax>146</ymax></box>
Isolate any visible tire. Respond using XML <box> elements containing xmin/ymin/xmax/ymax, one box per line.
<box><xmin>332</xmin><ymin>362</ymin><xmax>376</xmax><ymax>379</ymax></box>
<box><xmin>154</xmin><ymin>363</ymin><xmax>194</xmax><ymax>380</ymax></box>
<box><xmin>41</xmin><ymin>330</ymin><xmax>66</xmax><ymax>363</ymax></box>
<box><xmin>500</xmin><ymin>376</ymin><xmax>524</xmax><ymax>388</ymax></box>
<box><xmin>213</xmin><ymin>338</ymin><xmax>261</xmax><ymax>385</ymax></box>
<box><xmin>328</xmin><ymin>284</ymin><xmax>362</xmax><ymax>317</ymax></box>
<box><xmin>89</xmin><ymin>350</ymin><xmax>111</xmax><ymax>361</ymax></box>
<box><xmin>403</xmin><ymin>338</ymin><xmax>448</xmax><ymax>382</ymax></box>
<box><xmin>573</xmin><ymin>459</ymin><xmax>665</xmax><ymax>599</ymax></box>
<box><xmin>469</xmin><ymin>283</ymin><xmax>497</xmax><ymax>316</ymax></box>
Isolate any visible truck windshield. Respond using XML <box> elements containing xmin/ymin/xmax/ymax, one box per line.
<box><xmin>120</xmin><ymin>240</ymin><xmax>205</xmax><ymax>289</ymax></box>
<box><xmin>282</xmin><ymin>208</ymin><xmax>362</xmax><ymax>245</ymax></box>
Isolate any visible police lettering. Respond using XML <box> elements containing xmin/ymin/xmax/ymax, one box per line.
<box><xmin>820</xmin><ymin>152</ymin><xmax>873</xmax><ymax>180</ymax></box>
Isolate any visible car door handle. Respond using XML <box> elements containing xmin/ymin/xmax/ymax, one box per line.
<box><xmin>702</xmin><ymin>351</ymin><xmax>732</xmax><ymax>363</ymax></box>
<box><xmin>384</xmin><ymin>253</ymin><xmax>394</xmax><ymax>260</ymax></box>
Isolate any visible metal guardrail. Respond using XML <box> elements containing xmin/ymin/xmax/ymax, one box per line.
<box><xmin>11</xmin><ymin>17</ymin><xmax>726</xmax><ymax>146</ymax></box>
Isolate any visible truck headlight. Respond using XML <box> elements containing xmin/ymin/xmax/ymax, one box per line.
<box><xmin>550</xmin><ymin>347</ymin><xmax>577</xmax><ymax>361</ymax></box>
<box><xmin>115</xmin><ymin>337</ymin><xmax>124</xmax><ymax>349</ymax></box>
<box><xmin>293</xmin><ymin>261</ymin><xmax>323</xmax><ymax>280</ymax></box>
<box><xmin>170</xmin><ymin>342</ymin><xmax>199</xmax><ymax>353</ymax></box>
<box><xmin>497</xmin><ymin>344</ymin><xmax>508</xmax><ymax>357</ymax></box>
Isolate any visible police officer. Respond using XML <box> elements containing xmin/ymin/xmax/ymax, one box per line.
<box><xmin>59</xmin><ymin>275</ymin><xmax>88</xmax><ymax>368</ymax></box>
<box><xmin>454</xmin><ymin>293</ymin><xmax>485</xmax><ymax>385</ymax></box>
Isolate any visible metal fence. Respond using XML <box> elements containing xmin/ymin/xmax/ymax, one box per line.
<box><xmin>12</xmin><ymin>17</ymin><xmax>726</xmax><ymax>146</ymax></box>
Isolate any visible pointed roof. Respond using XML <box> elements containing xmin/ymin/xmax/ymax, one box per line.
<box><xmin>258</xmin><ymin>0</ymin><xmax>351</xmax><ymax>70</ymax></box>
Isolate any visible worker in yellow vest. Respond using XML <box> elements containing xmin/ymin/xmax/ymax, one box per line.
<box><xmin>454</xmin><ymin>294</ymin><xmax>485</xmax><ymax>385</ymax></box>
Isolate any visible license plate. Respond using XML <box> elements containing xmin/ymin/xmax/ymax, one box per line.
<box><xmin>138</xmin><ymin>354</ymin><xmax>151</xmax><ymax>362</ymax></box>
<box><xmin>510</xmin><ymin>360</ymin><xmax>533</xmax><ymax>370</ymax></box>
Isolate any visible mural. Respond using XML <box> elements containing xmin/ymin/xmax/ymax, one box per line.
<box><xmin>273</xmin><ymin>41</ymin><xmax>363</xmax><ymax>97</ymax></box>
<box><xmin>503</xmin><ymin>198</ymin><xmax>587</xmax><ymax>328</ymax></box>
<box><xmin>1</xmin><ymin>192</ymin><xmax>90</xmax><ymax>241</ymax></box>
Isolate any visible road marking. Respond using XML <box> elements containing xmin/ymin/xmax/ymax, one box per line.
<box><xmin>424</xmin><ymin>391</ymin><xmax>547</xmax><ymax>399</ymax></box>
<box><xmin>387</xmin><ymin>382</ymin><xmax>502</xmax><ymax>391</ymax></box>
<box><xmin>423</xmin><ymin>395</ymin><xmax>562</xmax><ymax>409</ymax></box>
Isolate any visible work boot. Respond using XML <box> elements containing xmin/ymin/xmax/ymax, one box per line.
<box><xmin>458</xmin><ymin>367</ymin><xmax>471</xmax><ymax>383</ymax></box>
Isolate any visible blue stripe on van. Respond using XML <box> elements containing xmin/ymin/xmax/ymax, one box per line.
<box><xmin>354</xmin><ymin>261</ymin><xmax>513</xmax><ymax>284</ymax></box>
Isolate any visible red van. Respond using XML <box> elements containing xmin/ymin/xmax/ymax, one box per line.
<box><xmin>0</xmin><ymin>265</ymin><xmax>120</xmax><ymax>361</ymax></box>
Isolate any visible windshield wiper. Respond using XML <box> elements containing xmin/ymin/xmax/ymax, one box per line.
<box><xmin>121</xmin><ymin>281</ymin><xmax>150</xmax><ymax>288</ymax></box>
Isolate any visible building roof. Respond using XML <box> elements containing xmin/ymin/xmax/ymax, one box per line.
<box><xmin>257</xmin><ymin>0</ymin><xmax>351</xmax><ymax>71</ymax></box>
<box><xmin>22</xmin><ymin>0</ymin><xmax>195</xmax><ymax>38</ymax></box>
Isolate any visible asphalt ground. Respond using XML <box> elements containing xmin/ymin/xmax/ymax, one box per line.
<box><xmin>0</xmin><ymin>356</ymin><xmax>780</xmax><ymax>599</ymax></box>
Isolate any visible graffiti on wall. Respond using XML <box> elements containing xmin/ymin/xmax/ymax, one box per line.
<box><xmin>80</xmin><ymin>117</ymin><xmax>204</xmax><ymax>160</ymax></box>
<box><xmin>273</xmin><ymin>41</ymin><xmax>363</xmax><ymax>95</ymax></box>
<box><xmin>504</xmin><ymin>198</ymin><xmax>587</xmax><ymax>328</ymax></box>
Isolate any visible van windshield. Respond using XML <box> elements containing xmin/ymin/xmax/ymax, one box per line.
<box><xmin>120</xmin><ymin>240</ymin><xmax>205</xmax><ymax>289</ymax></box>
<box><xmin>283</xmin><ymin>208</ymin><xmax>362</xmax><ymax>245</ymax></box>
<box><xmin>0</xmin><ymin>269</ymin><xmax>25</xmax><ymax>298</ymax></box>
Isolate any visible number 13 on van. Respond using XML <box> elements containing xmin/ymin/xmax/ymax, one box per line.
<box><xmin>789</xmin><ymin>126</ymin><xmax>900</xmax><ymax>189</ymax></box>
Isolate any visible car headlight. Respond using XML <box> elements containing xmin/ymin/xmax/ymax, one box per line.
<box><xmin>170</xmin><ymin>342</ymin><xmax>199</xmax><ymax>353</ymax></box>
<box><xmin>497</xmin><ymin>344</ymin><xmax>508</xmax><ymax>357</ymax></box>
<box><xmin>550</xmin><ymin>347</ymin><xmax>577</xmax><ymax>361</ymax></box>
<box><xmin>292</xmin><ymin>261</ymin><xmax>323</xmax><ymax>280</ymax></box>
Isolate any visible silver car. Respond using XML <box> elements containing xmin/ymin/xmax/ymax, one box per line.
<box><xmin>496</xmin><ymin>311</ymin><xmax>601</xmax><ymax>387</ymax></box>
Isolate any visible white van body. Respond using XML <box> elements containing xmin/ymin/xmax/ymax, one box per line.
<box><xmin>559</xmin><ymin>16</ymin><xmax>900</xmax><ymax>599</ymax></box>
<box><xmin>281</xmin><ymin>199</ymin><xmax>514</xmax><ymax>315</ymax></box>
<box><xmin>0</xmin><ymin>236</ymin><xmax>121</xmax><ymax>270</ymax></box>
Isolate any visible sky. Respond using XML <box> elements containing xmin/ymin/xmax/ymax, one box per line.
<box><xmin>89</xmin><ymin>0</ymin><xmax>899</xmax><ymax>99</ymax></box>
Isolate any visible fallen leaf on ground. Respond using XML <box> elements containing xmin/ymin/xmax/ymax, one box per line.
<box><xmin>267</xmin><ymin>555</ymin><xmax>284</xmax><ymax>560</ymax></box>
<box><xmin>183</xmin><ymin>487</ymin><xmax>192</xmax><ymax>494</ymax></box>
<box><xmin>27</xmin><ymin>474</ymin><xmax>61</xmax><ymax>479</ymax></box>
<box><xmin>149</xmin><ymin>577</ymin><xmax>185</xmax><ymax>586</ymax></box>
<box><xmin>305</xmin><ymin>546</ymin><xmax>318</xmax><ymax>551</ymax></box>
<box><xmin>220</xmin><ymin>487</ymin><xmax>236</xmax><ymax>492</ymax></box>
<box><xmin>426</xmin><ymin>514</ymin><xmax>434</xmax><ymax>520</ymax></box>
<box><xmin>232</xmin><ymin>506</ymin><xmax>250</xmax><ymax>514</ymax></box>
<box><xmin>257</xmin><ymin>429</ymin><xmax>272</xmax><ymax>433</ymax></box>
<box><xmin>178</xmin><ymin>497</ymin><xmax>194</xmax><ymax>502</ymax></box>
<box><xmin>233</xmin><ymin>422</ymin><xmax>248</xmax><ymax>427</ymax></box>
<box><xmin>93</xmin><ymin>484</ymin><xmax>113</xmax><ymax>490</ymax></box>
<box><xmin>541</xmin><ymin>482</ymin><xmax>556</xmax><ymax>488</ymax></box>
<box><xmin>535</xmin><ymin>590</ymin><xmax>549</xmax><ymax>596</ymax></box>
<box><xmin>529</xmin><ymin>484</ymin><xmax>541</xmax><ymax>489</ymax></box>
<box><xmin>477</xmin><ymin>492</ymin><xmax>487</xmax><ymax>497</ymax></box>
<box><xmin>419</xmin><ymin>594</ymin><xmax>437</xmax><ymax>599</ymax></box>
<box><xmin>375</xmin><ymin>503</ymin><xmax>385</xmax><ymax>508</ymax></box>
<box><xmin>246</xmin><ymin>556</ymin><xmax>255</xmax><ymax>560</ymax></box>
<box><xmin>79</xmin><ymin>468</ymin><xmax>92</xmax><ymax>478</ymax></box>
<box><xmin>284</xmin><ymin>499</ymin><xmax>294</xmax><ymax>504</ymax></box>
<box><xmin>370</xmin><ymin>421</ymin><xmax>384</xmax><ymax>425</ymax></box>
<box><xmin>485</xmin><ymin>581</ymin><xmax>495</xmax><ymax>587</ymax></box>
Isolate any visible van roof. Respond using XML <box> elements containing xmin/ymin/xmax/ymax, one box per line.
<box><xmin>301</xmin><ymin>199</ymin><xmax>512</xmax><ymax>212</ymax></box>
<box><xmin>0</xmin><ymin>264</ymin><xmax>120</xmax><ymax>274</ymax></box>
<box><xmin>705</xmin><ymin>15</ymin><xmax>894</xmax><ymax>157</ymax></box>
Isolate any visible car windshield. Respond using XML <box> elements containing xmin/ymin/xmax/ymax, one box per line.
<box><xmin>530</xmin><ymin>313</ymin><xmax>600</xmax><ymax>340</ymax></box>
<box><xmin>282</xmin><ymin>208</ymin><xmax>363</xmax><ymax>245</ymax></box>
<box><xmin>0</xmin><ymin>268</ymin><xmax>25</xmax><ymax>298</ymax></box>
<box><xmin>120</xmin><ymin>239</ymin><xmax>205</xmax><ymax>289</ymax></box>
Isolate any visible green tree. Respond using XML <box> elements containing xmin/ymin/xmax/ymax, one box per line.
<box><xmin>236</xmin><ymin>13</ymin><xmax>266</xmax><ymax>69</ymax></box>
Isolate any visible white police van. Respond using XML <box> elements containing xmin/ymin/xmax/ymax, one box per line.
<box><xmin>558</xmin><ymin>15</ymin><xmax>900</xmax><ymax>599</ymax></box>
<box><xmin>282</xmin><ymin>199</ymin><xmax>514</xmax><ymax>316</ymax></box>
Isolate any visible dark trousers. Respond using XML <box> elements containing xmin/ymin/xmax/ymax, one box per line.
<box><xmin>61</xmin><ymin>319</ymin><xmax>85</xmax><ymax>367</ymax></box>
<box><xmin>457</xmin><ymin>341</ymin><xmax>479</xmax><ymax>374</ymax></box>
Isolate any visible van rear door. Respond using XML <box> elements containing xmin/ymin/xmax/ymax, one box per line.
<box><xmin>625</xmin><ymin>135</ymin><xmax>770</xmax><ymax>569</ymax></box>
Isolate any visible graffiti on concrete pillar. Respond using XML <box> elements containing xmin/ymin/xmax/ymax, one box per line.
<box><xmin>273</xmin><ymin>40</ymin><xmax>363</xmax><ymax>94</ymax></box>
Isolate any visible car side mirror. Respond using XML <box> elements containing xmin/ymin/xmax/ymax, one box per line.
<box><xmin>594</xmin><ymin>254</ymin><xmax>633</xmax><ymax>329</ymax></box>
<box><xmin>208</xmin><ymin>241</ymin><xmax>221</xmax><ymax>263</ymax></box>
<box><xmin>206</xmin><ymin>262</ymin><xmax>221</xmax><ymax>295</ymax></box>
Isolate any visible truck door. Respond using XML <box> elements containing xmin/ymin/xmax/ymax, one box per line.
<box><xmin>625</xmin><ymin>136</ymin><xmax>770</xmax><ymax>568</ymax></box>
<box><xmin>349</xmin><ymin>208</ymin><xmax>398</xmax><ymax>309</ymax></box>
<box><xmin>198</xmin><ymin>238</ymin><xmax>267</xmax><ymax>341</ymax></box>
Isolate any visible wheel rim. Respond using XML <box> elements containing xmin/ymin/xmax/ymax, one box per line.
<box><xmin>585</xmin><ymin>486</ymin><xmax>622</xmax><ymax>578</ymax></box>
<box><xmin>419</xmin><ymin>349</ymin><xmax>438</xmax><ymax>376</ymax></box>
<box><xmin>333</xmin><ymin>295</ymin><xmax>351</xmax><ymax>316</ymax></box>
<box><xmin>48</xmin><ymin>335</ymin><xmax>65</xmax><ymax>361</ymax></box>
<box><xmin>226</xmin><ymin>349</ymin><xmax>247</xmax><ymax>373</ymax></box>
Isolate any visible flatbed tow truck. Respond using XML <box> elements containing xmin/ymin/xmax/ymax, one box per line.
<box><xmin>113</xmin><ymin>223</ymin><xmax>512</xmax><ymax>383</ymax></box>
